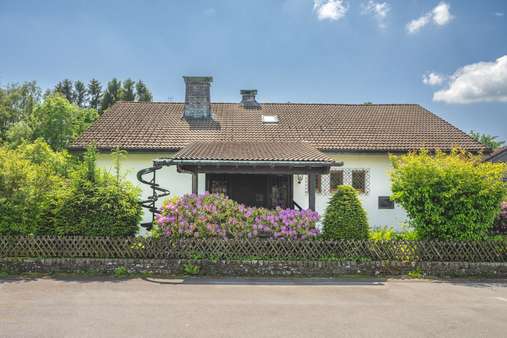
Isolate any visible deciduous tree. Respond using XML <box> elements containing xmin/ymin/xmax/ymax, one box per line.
<box><xmin>470</xmin><ymin>130</ymin><xmax>505</xmax><ymax>150</ymax></box>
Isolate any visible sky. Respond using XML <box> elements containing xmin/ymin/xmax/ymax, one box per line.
<box><xmin>1</xmin><ymin>0</ymin><xmax>506</xmax><ymax>140</ymax></box>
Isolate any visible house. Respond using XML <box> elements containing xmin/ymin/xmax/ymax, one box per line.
<box><xmin>70</xmin><ymin>76</ymin><xmax>484</xmax><ymax>229</ymax></box>
<box><xmin>485</xmin><ymin>146</ymin><xmax>507</xmax><ymax>181</ymax></box>
<box><xmin>485</xmin><ymin>146</ymin><xmax>507</xmax><ymax>163</ymax></box>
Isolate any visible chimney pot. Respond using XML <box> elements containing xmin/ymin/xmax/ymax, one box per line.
<box><xmin>240</xmin><ymin>89</ymin><xmax>260</xmax><ymax>109</ymax></box>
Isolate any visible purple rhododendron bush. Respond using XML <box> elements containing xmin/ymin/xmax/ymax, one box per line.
<box><xmin>155</xmin><ymin>193</ymin><xmax>320</xmax><ymax>240</ymax></box>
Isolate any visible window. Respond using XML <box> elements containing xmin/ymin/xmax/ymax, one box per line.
<box><xmin>352</xmin><ymin>170</ymin><xmax>366</xmax><ymax>193</ymax></box>
<box><xmin>261</xmin><ymin>115</ymin><xmax>279</xmax><ymax>123</ymax></box>
<box><xmin>329</xmin><ymin>170</ymin><xmax>344</xmax><ymax>193</ymax></box>
<box><xmin>304</xmin><ymin>168</ymin><xmax>370</xmax><ymax>195</ymax></box>
<box><xmin>378</xmin><ymin>196</ymin><xmax>395</xmax><ymax>209</ymax></box>
<box><xmin>210</xmin><ymin>179</ymin><xmax>227</xmax><ymax>195</ymax></box>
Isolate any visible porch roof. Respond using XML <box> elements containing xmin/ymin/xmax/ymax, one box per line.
<box><xmin>172</xmin><ymin>141</ymin><xmax>335</xmax><ymax>164</ymax></box>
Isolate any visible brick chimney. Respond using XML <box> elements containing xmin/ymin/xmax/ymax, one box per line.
<box><xmin>183</xmin><ymin>76</ymin><xmax>213</xmax><ymax>118</ymax></box>
<box><xmin>240</xmin><ymin>89</ymin><xmax>260</xmax><ymax>109</ymax></box>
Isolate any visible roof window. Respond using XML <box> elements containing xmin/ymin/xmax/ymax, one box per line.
<box><xmin>262</xmin><ymin>115</ymin><xmax>279</xmax><ymax>124</ymax></box>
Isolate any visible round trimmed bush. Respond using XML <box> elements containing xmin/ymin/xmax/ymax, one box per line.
<box><xmin>322</xmin><ymin>185</ymin><xmax>369</xmax><ymax>240</ymax></box>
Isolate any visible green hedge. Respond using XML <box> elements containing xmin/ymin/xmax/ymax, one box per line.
<box><xmin>390</xmin><ymin>149</ymin><xmax>506</xmax><ymax>240</ymax></box>
<box><xmin>322</xmin><ymin>185</ymin><xmax>369</xmax><ymax>240</ymax></box>
<box><xmin>0</xmin><ymin>140</ymin><xmax>141</xmax><ymax>236</ymax></box>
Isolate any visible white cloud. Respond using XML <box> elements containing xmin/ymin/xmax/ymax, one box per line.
<box><xmin>494</xmin><ymin>12</ymin><xmax>504</xmax><ymax>17</ymax></box>
<box><xmin>313</xmin><ymin>0</ymin><xmax>348</xmax><ymax>21</ymax></box>
<box><xmin>407</xmin><ymin>13</ymin><xmax>432</xmax><ymax>33</ymax></box>
<box><xmin>432</xmin><ymin>2</ymin><xmax>453</xmax><ymax>26</ymax></box>
<box><xmin>423</xmin><ymin>72</ymin><xmax>445</xmax><ymax>86</ymax></box>
<box><xmin>433</xmin><ymin>55</ymin><xmax>507</xmax><ymax>103</ymax></box>
<box><xmin>406</xmin><ymin>2</ymin><xmax>453</xmax><ymax>34</ymax></box>
<box><xmin>361</xmin><ymin>1</ymin><xmax>391</xmax><ymax>29</ymax></box>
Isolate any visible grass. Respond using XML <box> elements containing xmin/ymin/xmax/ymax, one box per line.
<box><xmin>113</xmin><ymin>266</ymin><xmax>128</xmax><ymax>278</ymax></box>
<box><xmin>183</xmin><ymin>262</ymin><xmax>200</xmax><ymax>275</ymax></box>
<box><xmin>407</xmin><ymin>267</ymin><xmax>424</xmax><ymax>279</ymax></box>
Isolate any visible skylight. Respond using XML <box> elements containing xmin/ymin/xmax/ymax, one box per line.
<box><xmin>262</xmin><ymin>115</ymin><xmax>279</xmax><ymax>124</ymax></box>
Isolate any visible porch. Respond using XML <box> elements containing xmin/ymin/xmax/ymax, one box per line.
<box><xmin>157</xmin><ymin>141</ymin><xmax>341</xmax><ymax>210</ymax></box>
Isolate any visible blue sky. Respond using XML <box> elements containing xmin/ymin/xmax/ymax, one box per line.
<box><xmin>1</xmin><ymin>0</ymin><xmax>506</xmax><ymax>140</ymax></box>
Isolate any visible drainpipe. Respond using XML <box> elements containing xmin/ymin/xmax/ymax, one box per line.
<box><xmin>177</xmin><ymin>166</ymin><xmax>199</xmax><ymax>194</ymax></box>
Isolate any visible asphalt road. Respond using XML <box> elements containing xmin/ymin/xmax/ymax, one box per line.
<box><xmin>1</xmin><ymin>276</ymin><xmax>507</xmax><ymax>338</ymax></box>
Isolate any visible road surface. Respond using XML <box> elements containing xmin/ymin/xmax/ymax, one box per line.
<box><xmin>1</xmin><ymin>276</ymin><xmax>506</xmax><ymax>337</ymax></box>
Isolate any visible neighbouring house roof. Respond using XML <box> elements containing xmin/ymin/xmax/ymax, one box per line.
<box><xmin>70</xmin><ymin>102</ymin><xmax>485</xmax><ymax>152</ymax></box>
<box><xmin>484</xmin><ymin>146</ymin><xmax>507</xmax><ymax>163</ymax></box>
<box><xmin>172</xmin><ymin>141</ymin><xmax>335</xmax><ymax>163</ymax></box>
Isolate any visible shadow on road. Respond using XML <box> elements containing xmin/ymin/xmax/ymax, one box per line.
<box><xmin>2</xmin><ymin>274</ymin><xmax>506</xmax><ymax>287</ymax></box>
<box><xmin>431</xmin><ymin>279</ymin><xmax>507</xmax><ymax>288</ymax></box>
<box><xmin>140</xmin><ymin>276</ymin><xmax>387</xmax><ymax>286</ymax></box>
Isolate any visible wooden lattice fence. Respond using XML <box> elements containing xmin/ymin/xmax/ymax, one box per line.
<box><xmin>0</xmin><ymin>236</ymin><xmax>506</xmax><ymax>262</ymax></box>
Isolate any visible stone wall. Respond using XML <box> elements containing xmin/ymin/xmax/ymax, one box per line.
<box><xmin>2</xmin><ymin>258</ymin><xmax>507</xmax><ymax>278</ymax></box>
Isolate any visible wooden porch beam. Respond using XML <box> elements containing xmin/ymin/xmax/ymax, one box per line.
<box><xmin>191</xmin><ymin>172</ymin><xmax>198</xmax><ymax>194</ymax></box>
<box><xmin>308</xmin><ymin>173</ymin><xmax>316</xmax><ymax>211</ymax></box>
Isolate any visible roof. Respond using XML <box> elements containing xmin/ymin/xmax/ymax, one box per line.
<box><xmin>173</xmin><ymin>141</ymin><xmax>335</xmax><ymax>163</ymax></box>
<box><xmin>484</xmin><ymin>146</ymin><xmax>507</xmax><ymax>162</ymax></box>
<box><xmin>70</xmin><ymin>101</ymin><xmax>485</xmax><ymax>152</ymax></box>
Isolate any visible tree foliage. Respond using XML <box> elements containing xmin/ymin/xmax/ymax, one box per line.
<box><xmin>87</xmin><ymin>79</ymin><xmax>102</xmax><ymax>110</ymax></box>
<box><xmin>390</xmin><ymin>149</ymin><xmax>506</xmax><ymax>240</ymax></box>
<box><xmin>1</xmin><ymin>78</ymin><xmax>151</xmax><ymax>148</ymax></box>
<box><xmin>122</xmin><ymin>79</ymin><xmax>136</xmax><ymax>101</ymax></box>
<box><xmin>1</xmin><ymin>83</ymin><xmax>98</xmax><ymax>149</ymax></box>
<box><xmin>470</xmin><ymin>131</ymin><xmax>505</xmax><ymax>150</ymax></box>
<box><xmin>0</xmin><ymin>141</ymin><xmax>142</xmax><ymax>236</ymax></box>
<box><xmin>0</xmin><ymin>81</ymin><xmax>40</xmax><ymax>139</ymax></box>
<box><xmin>322</xmin><ymin>185</ymin><xmax>369</xmax><ymax>240</ymax></box>
<box><xmin>0</xmin><ymin>141</ymin><xmax>72</xmax><ymax>235</ymax></box>
<box><xmin>101</xmin><ymin>78</ymin><xmax>122</xmax><ymax>112</ymax></box>
<box><xmin>29</xmin><ymin>94</ymin><xmax>97</xmax><ymax>151</ymax></box>
<box><xmin>74</xmin><ymin>80</ymin><xmax>87</xmax><ymax>107</ymax></box>
<box><xmin>136</xmin><ymin>80</ymin><xmax>153</xmax><ymax>102</ymax></box>
<box><xmin>55</xmin><ymin>79</ymin><xmax>74</xmax><ymax>103</ymax></box>
<box><xmin>50</xmin><ymin>78</ymin><xmax>152</xmax><ymax>112</ymax></box>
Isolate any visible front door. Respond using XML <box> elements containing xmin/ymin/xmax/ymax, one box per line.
<box><xmin>206</xmin><ymin>174</ymin><xmax>293</xmax><ymax>209</ymax></box>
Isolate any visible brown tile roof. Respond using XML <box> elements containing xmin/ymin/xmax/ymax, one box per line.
<box><xmin>173</xmin><ymin>141</ymin><xmax>335</xmax><ymax>162</ymax></box>
<box><xmin>71</xmin><ymin>102</ymin><xmax>484</xmax><ymax>152</ymax></box>
<box><xmin>484</xmin><ymin>146</ymin><xmax>507</xmax><ymax>162</ymax></box>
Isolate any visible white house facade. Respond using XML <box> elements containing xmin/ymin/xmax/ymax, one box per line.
<box><xmin>96</xmin><ymin>151</ymin><xmax>408</xmax><ymax>229</ymax></box>
<box><xmin>72</xmin><ymin>76</ymin><xmax>484</xmax><ymax>231</ymax></box>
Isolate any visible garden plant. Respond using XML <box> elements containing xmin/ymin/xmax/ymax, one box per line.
<box><xmin>155</xmin><ymin>193</ymin><xmax>321</xmax><ymax>240</ymax></box>
<box><xmin>322</xmin><ymin>185</ymin><xmax>369</xmax><ymax>240</ymax></box>
<box><xmin>0</xmin><ymin>141</ymin><xmax>142</xmax><ymax>236</ymax></box>
<box><xmin>390</xmin><ymin>149</ymin><xmax>506</xmax><ymax>240</ymax></box>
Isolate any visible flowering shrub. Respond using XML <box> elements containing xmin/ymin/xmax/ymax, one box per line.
<box><xmin>155</xmin><ymin>193</ymin><xmax>320</xmax><ymax>240</ymax></box>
